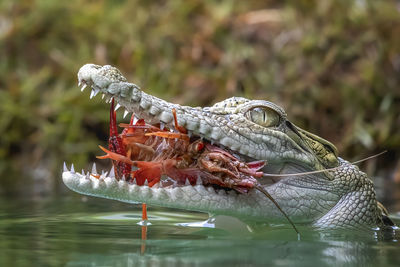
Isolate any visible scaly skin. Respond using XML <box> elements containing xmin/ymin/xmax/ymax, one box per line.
<box><xmin>62</xmin><ymin>64</ymin><xmax>391</xmax><ymax>229</ymax></box>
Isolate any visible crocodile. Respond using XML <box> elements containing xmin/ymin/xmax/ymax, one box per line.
<box><xmin>62</xmin><ymin>64</ymin><xmax>394</xmax><ymax>229</ymax></box>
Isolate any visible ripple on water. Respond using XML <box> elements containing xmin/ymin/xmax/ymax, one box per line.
<box><xmin>0</xmin><ymin>196</ymin><xmax>399</xmax><ymax>266</ymax></box>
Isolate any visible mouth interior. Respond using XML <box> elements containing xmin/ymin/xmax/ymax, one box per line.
<box><xmin>85</xmin><ymin>94</ymin><xmax>268</xmax><ymax>194</ymax></box>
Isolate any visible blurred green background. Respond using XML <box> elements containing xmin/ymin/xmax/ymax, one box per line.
<box><xmin>0</xmin><ymin>0</ymin><xmax>399</xmax><ymax>199</ymax></box>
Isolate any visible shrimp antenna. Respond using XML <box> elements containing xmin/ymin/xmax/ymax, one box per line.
<box><xmin>262</xmin><ymin>151</ymin><xmax>387</xmax><ymax>178</ymax></box>
<box><xmin>255</xmin><ymin>185</ymin><xmax>300</xmax><ymax>235</ymax></box>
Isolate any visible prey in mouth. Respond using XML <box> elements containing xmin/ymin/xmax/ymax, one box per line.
<box><xmin>98</xmin><ymin>99</ymin><xmax>266</xmax><ymax>193</ymax></box>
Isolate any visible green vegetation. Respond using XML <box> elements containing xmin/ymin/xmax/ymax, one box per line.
<box><xmin>0</xmin><ymin>0</ymin><xmax>399</xmax><ymax>194</ymax></box>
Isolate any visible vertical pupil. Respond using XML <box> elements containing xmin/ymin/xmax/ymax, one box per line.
<box><xmin>262</xmin><ymin>110</ymin><xmax>266</xmax><ymax>123</ymax></box>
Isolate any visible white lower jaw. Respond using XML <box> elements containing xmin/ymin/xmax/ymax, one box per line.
<box><xmin>62</xmin><ymin>169</ymin><xmax>236</xmax><ymax>208</ymax></box>
<box><xmin>62</xmin><ymin>167</ymin><xmax>286</xmax><ymax>221</ymax></box>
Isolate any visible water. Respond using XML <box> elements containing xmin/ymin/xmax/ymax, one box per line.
<box><xmin>0</xmin><ymin>194</ymin><xmax>399</xmax><ymax>267</ymax></box>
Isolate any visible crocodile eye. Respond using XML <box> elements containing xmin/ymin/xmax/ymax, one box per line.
<box><xmin>246</xmin><ymin>107</ymin><xmax>280</xmax><ymax>127</ymax></box>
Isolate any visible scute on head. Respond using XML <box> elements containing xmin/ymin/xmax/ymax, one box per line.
<box><xmin>98</xmin><ymin>65</ymin><xmax>127</xmax><ymax>83</ymax></box>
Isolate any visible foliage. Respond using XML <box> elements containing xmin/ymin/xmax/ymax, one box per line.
<box><xmin>0</xmin><ymin>0</ymin><xmax>399</xmax><ymax>194</ymax></box>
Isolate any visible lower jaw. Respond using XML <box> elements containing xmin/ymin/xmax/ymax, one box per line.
<box><xmin>64</xmin><ymin>166</ymin><xmax>328</xmax><ymax>227</ymax></box>
<box><xmin>62</xmin><ymin>168</ymin><xmax>238</xmax><ymax>212</ymax></box>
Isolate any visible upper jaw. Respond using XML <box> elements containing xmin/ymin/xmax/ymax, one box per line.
<box><xmin>76</xmin><ymin>64</ymin><xmax>321</xmax><ymax>175</ymax></box>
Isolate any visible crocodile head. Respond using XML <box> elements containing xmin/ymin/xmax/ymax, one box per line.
<box><xmin>63</xmin><ymin>64</ymin><xmax>388</xmax><ymax>229</ymax></box>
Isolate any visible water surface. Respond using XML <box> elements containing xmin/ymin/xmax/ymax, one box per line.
<box><xmin>0</xmin><ymin>194</ymin><xmax>399</xmax><ymax>266</ymax></box>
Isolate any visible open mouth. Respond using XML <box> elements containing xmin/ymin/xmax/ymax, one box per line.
<box><xmin>82</xmin><ymin>94</ymin><xmax>267</xmax><ymax>195</ymax></box>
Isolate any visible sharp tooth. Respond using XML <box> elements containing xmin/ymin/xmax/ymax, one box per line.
<box><xmin>185</xmin><ymin>178</ymin><xmax>190</xmax><ymax>186</ymax></box>
<box><xmin>63</xmin><ymin>162</ymin><xmax>68</xmax><ymax>172</ymax></box>
<box><xmin>92</xmin><ymin>163</ymin><xmax>97</xmax><ymax>174</ymax></box>
<box><xmin>81</xmin><ymin>169</ymin><xmax>85</xmax><ymax>175</ymax></box>
<box><xmin>132</xmin><ymin>116</ymin><xmax>138</xmax><ymax>124</ymax></box>
<box><xmin>81</xmin><ymin>84</ymin><xmax>87</xmax><ymax>92</ymax></box>
<box><xmin>187</xmin><ymin>130</ymin><xmax>192</xmax><ymax>138</ymax></box>
<box><xmin>207</xmin><ymin>187</ymin><xmax>215</xmax><ymax>193</ymax></box>
<box><xmin>78</xmin><ymin>81</ymin><xmax>82</xmax><ymax>87</ymax></box>
<box><xmin>102</xmin><ymin>94</ymin><xmax>105</xmax><ymax>99</ymax></box>
<box><xmin>109</xmin><ymin>166</ymin><xmax>115</xmax><ymax>178</ymax></box>
<box><xmin>196</xmin><ymin>176</ymin><xmax>202</xmax><ymax>185</ymax></box>
<box><xmin>210</xmin><ymin>140</ymin><xmax>214</xmax><ymax>145</ymax></box>
<box><xmin>144</xmin><ymin>179</ymin><xmax>148</xmax><ymax>186</ymax></box>
<box><xmin>132</xmin><ymin>178</ymin><xmax>137</xmax><ymax>184</ymax></box>
<box><xmin>123</xmin><ymin>110</ymin><xmax>129</xmax><ymax>118</ymax></box>
<box><xmin>70</xmin><ymin>164</ymin><xmax>75</xmax><ymax>173</ymax></box>
<box><xmin>90</xmin><ymin>89</ymin><xmax>99</xmax><ymax>99</ymax></box>
<box><xmin>160</xmin><ymin>122</ymin><xmax>165</xmax><ymax>130</ymax></box>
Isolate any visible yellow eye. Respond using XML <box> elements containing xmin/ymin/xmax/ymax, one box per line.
<box><xmin>246</xmin><ymin>107</ymin><xmax>280</xmax><ymax>127</ymax></box>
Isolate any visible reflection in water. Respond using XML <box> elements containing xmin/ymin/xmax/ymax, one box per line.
<box><xmin>139</xmin><ymin>203</ymin><xmax>149</xmax><ymax>255</ymax></box>
<box><xmin>141</xmin><ymin>225</ymin><xmax>147</xmax><ymax>256</ymax></box>
<box><xmin>0</xmin><ymin>195</ymin><xmax>399</xmax><ymax>266</ymax></box>
<box><xmin>63</xmin><ymin>238</ymin><xmax>399</xmax><ymax>266</ymax></box>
